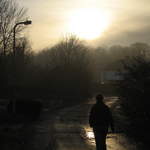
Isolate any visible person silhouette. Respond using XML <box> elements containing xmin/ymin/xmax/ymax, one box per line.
<box><xmin>89</xmin><ymin>94</ymin><xmax>114</xmax><ymax>150</ymax></box>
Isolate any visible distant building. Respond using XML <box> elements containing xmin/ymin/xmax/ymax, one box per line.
<box><xmin>100</xmin><ymin>71</ymin><xmax>123</xmax><ymax>84</ymax></box>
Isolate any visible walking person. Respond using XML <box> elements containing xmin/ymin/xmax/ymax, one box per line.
<box><xmin>89</xmin><ymin>94</ymin><xmax>114</xmax><ymax>150</ymax></box>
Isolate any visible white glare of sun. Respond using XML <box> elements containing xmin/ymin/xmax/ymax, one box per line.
<box><xmin>68</xmin><ymin>9</ymin><xmax>111</xmax><ymax>40</ymax></box>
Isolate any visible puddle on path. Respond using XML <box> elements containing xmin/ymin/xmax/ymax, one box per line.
<box><xmin>82</xmin><ymin>127</ymin><xmax>138</xmax><ymax>150</ymax></box>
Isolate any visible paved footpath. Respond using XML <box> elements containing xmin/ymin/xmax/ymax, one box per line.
<box><xmin>0</xmin><ymin>97</ymin><xmax>139</xmax><ymax>150</ymax></box>
<box><xmin>21</xmin><ymin>97</ymin><xmax>139</xmax><ymax>150</ymax></box>
<box><xmin>50</xmin><ymin>97</ymin><xmax>138</xmax><ymax>150</ymax></box>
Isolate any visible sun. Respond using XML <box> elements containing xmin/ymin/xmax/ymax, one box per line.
<box><xmin>68</xmin><ymin>8</ymin><xmax>111</xmax><ymax>40</ymax></box>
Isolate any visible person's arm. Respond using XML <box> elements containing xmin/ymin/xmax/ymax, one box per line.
<box><xmin>89</xmin><ymin>106</ymin><xmax>95</xmax><ymax>127</ymax></box>
<box><xmin>108</xmin><ymin>109</ymin><xmax>115</xmax><ymax>133</ymax></box>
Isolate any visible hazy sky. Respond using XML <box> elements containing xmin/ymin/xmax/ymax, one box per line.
<box><xmin>17</xmin><ymin>0</ymin><xmax>150</xmax><ymax>51</ymax></box>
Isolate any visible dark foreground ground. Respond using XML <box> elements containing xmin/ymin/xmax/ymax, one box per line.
<box><xmin>0</xmin><ymin>97</ymin><xmax>142</xmax><ymax>150</ymax></box>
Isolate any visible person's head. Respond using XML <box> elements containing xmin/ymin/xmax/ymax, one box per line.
<box><xmin>96</xmin><ymin>94</ymin><xmax>104</xmax><ymax>104</ymax></box>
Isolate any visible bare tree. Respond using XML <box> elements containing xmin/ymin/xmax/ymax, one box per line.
<box><xmin>0</xmin><ymin>0</ymin><xmax>27</xmax><ymax>55</ymax></box>
<box><xmin>34</xmin><ymin>36</ymin><xmax>94</xmax><ymax>98</ymax></box>
<box><xmin>49</xmin><ymin>36</ymin><xmax>90</xmax><ymax>69</ymax></box>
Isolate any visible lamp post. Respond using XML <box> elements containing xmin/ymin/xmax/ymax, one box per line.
<box><xmin>12</xmin><ymin>20</ymin><xmax>32</xmax><ymax>113</ymax></box>
<box><xmin>13</xmin><ymin>20</ymin><xmax>32</xmax><ymax>56</ymax></box>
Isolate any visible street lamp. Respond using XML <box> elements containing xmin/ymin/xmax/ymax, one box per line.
<box><xmin>13</xmin><ymin>20</ymin><xmax>32</xmax><ymax>56</ymax></box>
<box><xmin>12</xmin><ymin>20</ymin><xmax>32</xmax><ymax>113</ymax></box>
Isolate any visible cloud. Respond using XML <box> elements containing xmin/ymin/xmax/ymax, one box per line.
<box><xmin>17</xmin><ymin>0</ymin><xmax>150</xmax><ymax>50</ymax></box>
<box><xmin>95</xmin><ymin>13</ymin><xmax>150</xmax><ymax>46</ymax></box>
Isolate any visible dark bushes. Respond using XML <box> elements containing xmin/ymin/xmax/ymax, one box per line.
<box><xmin>119</xmin><ymin>57</ymin><xmax>150</xmax><ymax>144</ymax></box>
<box><xmin>7</xmin><ymin>99</ymin><xmax>42</xmax><ymax>121</ymax></box>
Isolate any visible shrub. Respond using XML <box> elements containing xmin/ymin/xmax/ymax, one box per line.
<box><xmin>119</xmin><ymin>57</ymin><xmax>150</xmax><ymax>144</ymax></box>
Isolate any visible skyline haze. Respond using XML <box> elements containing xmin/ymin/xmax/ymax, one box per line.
<box><xmin>17</xmin><ymin>0</ymin><xmax>150</xmax><ymax>51</ymax></box>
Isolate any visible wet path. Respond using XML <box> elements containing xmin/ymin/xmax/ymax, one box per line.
<box><xmin>0</xmin><ymin>97</ymin><xmax>139</xmax><ymax>150</ymax></box>
<box><xmin>51</xmin><ymin>97</ymin><xmax>138</xmax><ymax>150</ymax></box>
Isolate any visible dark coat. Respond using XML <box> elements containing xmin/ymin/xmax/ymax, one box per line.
<box><xmin>89</xmin><ymin>102</ymin><xmax>114</xmax><ymax>131</ymax></box>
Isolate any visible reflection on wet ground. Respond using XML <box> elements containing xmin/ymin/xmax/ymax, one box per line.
<box><xmin>83</xmin><ymin>127</ymin><xmax>137</xmax><ymax>150</ymax></box>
